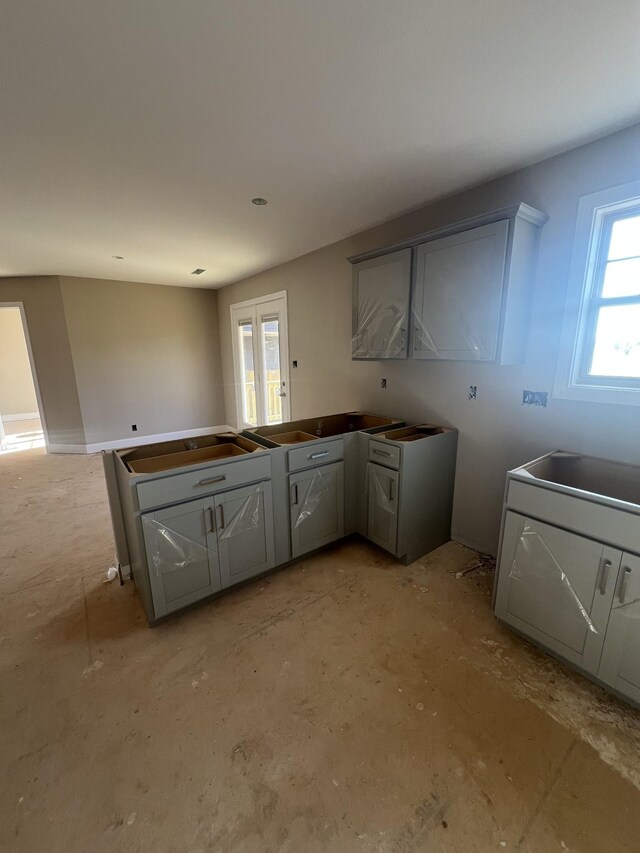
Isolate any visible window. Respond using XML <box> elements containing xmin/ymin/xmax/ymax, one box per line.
<box><xmin>555</xmin><ymin>180</ymin><xmax>640</xmax><ymax>406</ymax></box>
<box><xmin>230</xmin><ymin>292</ymin><xmax>290</xmax><ymax>428</ymax></box>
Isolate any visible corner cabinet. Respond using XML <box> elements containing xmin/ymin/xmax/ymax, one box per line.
<box><xmin>351</xmin><ymin>248</ymin><xmax>412</xmax><ymax>359</ymax></box>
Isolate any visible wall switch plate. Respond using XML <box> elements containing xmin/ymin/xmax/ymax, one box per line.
<box><xmin>522</xmin><ymin>390</ymin><xmax>549</xmax><ymax>407</ymax></box>
<box><xmin>381</xmin><ymin>378</ymin><xmax>387</xmax><ymax>389</ymax></box>
<box><xmin>468</xmin><ymin>386</ymin><xmax>477</xmax><ymax>400</ymax></box>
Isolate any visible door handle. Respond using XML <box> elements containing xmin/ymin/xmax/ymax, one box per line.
<box><xmin>389</xmin><ymin>479</ymin><xmax>394</xmax><ymax>503</ymax></box>
<box><xmin>597</xmin><ymin>558</ymin><xmax>612</xmax><ymax>595</ymax></box>
<box><xmin>618</xmin><ymin>566</ymin><xmax>632</xmax><ymax>604</ymax></box>
<box><xmin>195</xmin><ymin>474</ymin><xmax>226</xmax><ymax>488</ymax></box>
<box><xmin>218</xmin><ymin>504</ymin><xmax>225</xmax><ymax>530</ymax></box>
<box><xmin>308</xmin><ymin>451</ymin><xmax>329</xmax><ymax>460</ymax></box>
<box><xmin>291</xmin><ymin>483</ymin><xmax>299</xmax><ymax>505</ymax></box>
<box><xmin>208</xmin><ymin>507</ymin><xmax>216</xmax><ymax>534</ymax></box>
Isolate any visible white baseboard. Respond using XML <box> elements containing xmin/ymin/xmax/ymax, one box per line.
<box><xmin>48</xmin><ymin>425</ymin><xmax>235</xmax><ymax>455</ymax></box>
<box><xmin>2</xmin><ymin>411</ymin><xmax>39</xmax><ymax>422</ymax></box>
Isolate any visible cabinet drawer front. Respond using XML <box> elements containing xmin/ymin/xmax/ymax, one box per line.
<box><xmin>368</xmin><ymin>440</ymin><xmax>400</xmax><ymax>470</ymax></box>
<box><xmin>288</xmin><ymin>438</ymin><xmax>344</xmax><ymax>472</ymax></box>
<box><xmin>507</xmin><ymin>479</ymin><xmax>640</xmax><ymax>553</ymax></box>
<box><xmin>137</xmin><ymin>454</ymin><xmax>272</xmax><ymax>510</ymax></box>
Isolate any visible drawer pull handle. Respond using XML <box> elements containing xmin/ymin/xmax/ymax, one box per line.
<box><xmin>195</xmin><ymin>475</ymin><xmax>226</xmax><ymax>487</ymax></box>
<box><xmin>597</xmin><ymin>558</ymin><xmax>612</xmax><ymax>595</ymax></box>
<box><xmin>619</xmin><ymin>566</ymin><xmax>632</xmax><ymax>604</ymax></box>
<box><xmin>308</xmin><ymin>451</ymin><xmax>329</xmax><ymax>460</ymax></box>
<box><xmin>373</xmin><ymin>449</ymin><xmax>391</xmax><ymax>457</ymax></box>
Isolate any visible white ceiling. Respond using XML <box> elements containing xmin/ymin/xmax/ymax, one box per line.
<box><xmin>1</xmin><ymin>1</ymin><xmax>639</xmax><ymax>289</ymax></box>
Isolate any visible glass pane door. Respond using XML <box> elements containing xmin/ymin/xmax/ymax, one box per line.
<box><xmin>238</xmin><ymin>320</ymin><xmax>257</xmax><ymax>426</ymax></box>
<box><xmin>231</xmin><ymin>293</ymin><xmax>290</xmax><ymax>428</ymax></box>
<box><xmin>260</xmin><ymin>315</ymin><xmax>283</xmax><ymax>424</ymax></box>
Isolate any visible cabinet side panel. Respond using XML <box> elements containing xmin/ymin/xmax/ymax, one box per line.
<box><xmin>499</xmin><ymin>217</ymin><xmax>540</xmax><ymax>365</ymax></box>
<box><xmin>397</xmin><ymin>430</ymin><xmax>458</xmax><ymax>562</ymax></box>
<box><xmin>101</xmin><ymin>451</ymin><xmax>131</xmax><ymax>574</ymax></box>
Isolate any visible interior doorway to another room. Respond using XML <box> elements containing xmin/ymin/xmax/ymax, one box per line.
<box><xmin>0</xmin><ymin>305</ymin><xmax>46</xmax><ymax>453</ymax></box>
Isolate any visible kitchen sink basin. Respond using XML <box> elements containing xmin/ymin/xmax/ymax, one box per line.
<box><xmin>519</xmin><ymin>451</ymin><xmax>640</xmax><ymax>507</ymax></box>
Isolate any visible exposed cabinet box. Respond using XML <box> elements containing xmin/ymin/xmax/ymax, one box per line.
<box><xmin>494</xmin><ymin>451</ymin><xmax>640</xmax><ymax>708</ymax></box>
<box><xmin>349</xmin><ymin>203</ymin><xmax>547</xmax><ymax>365</ymax></box>
<box><xmin>351</xmin><ymin>248</ymin><xmax>412</xmax><ymax>360</ymax></box>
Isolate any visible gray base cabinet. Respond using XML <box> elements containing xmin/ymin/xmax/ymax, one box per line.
<box><xmin>104</xmin><ymin>414</ymin><xmax>458</xmax><ymax>625</ymax></box>
<box><xmin>141</xmin><ymin>481</ymin><xmax>275</xmax><ymax>619</ymax></box>
<box><xmin>366</xmin><ymin>463</ymin><xmax>399</xmax><ymax>554</ymax></box>
<box><xmin>494</xmin><ymin>451</ymin><xmax>640</xmax><ymax>708</ymax></box>
<box><xmin>142</xmin><ymin>497</ymin><xmax>222</xmax><ymax>618</ymax></box>
<box><xmin>495</xmin><ymin>512</ymin><xmax>619</xmax><ymax>673</ymax></box>
<box><xmin>215</xmin><ymin>482</ymin><xmax>275</xmax><ymax>588</ymax></box>
<box><xmin>290</xmin><ymin>461</ymin><xmax>344</xmax><ymax>558</ymax></box>
<box><xmin>597</xmin><ymin>552</ymin><xmax>640</xmax><ymax>705</ymax></box>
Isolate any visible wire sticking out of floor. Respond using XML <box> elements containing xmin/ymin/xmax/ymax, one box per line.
<box><xmin>451</xmin><ymin>553</ymin><xmax>496</xmax><ymax>579</ymax></box>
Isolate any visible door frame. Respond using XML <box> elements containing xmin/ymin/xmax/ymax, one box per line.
<box><xmin>229</xmin><ymin>290</ymin><xmax>291</xmax><ymax>429</ymax></box>
<box><xmin>0</xmin><ymin>301</ymin><xmax>50</xmax><ymax>452</ymax></box>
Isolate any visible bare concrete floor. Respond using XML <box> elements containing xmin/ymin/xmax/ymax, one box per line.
<box><xmin>1</xmin><ymin>449</ymin><xmax>640</xmax><ymax>852</ymax></box>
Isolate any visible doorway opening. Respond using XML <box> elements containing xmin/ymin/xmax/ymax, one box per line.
<box><xmin>0</xmin><ymin>304</ymin><xmax>46</xmax><ymax>453</ymax></box>
<box><xmin>230</xmin><ymin>291</ymin><xmax>290</xmax><ymax>429</ymax></box>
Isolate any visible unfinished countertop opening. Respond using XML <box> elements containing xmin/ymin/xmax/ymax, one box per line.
<box><xmin>122</xmin><ymin>432</ymin><xmax>265</xmax><ymax>475</ymax></box>
<box><xmin>376</xmin><ymin>424</ymin><xmax>451</xmax><ymax>442</ymax></box>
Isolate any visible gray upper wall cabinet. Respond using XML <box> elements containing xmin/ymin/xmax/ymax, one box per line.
<box><xmin>349</xmin><ymin>203</ymin><xmax>547</xmax><ymax>365</ymax></box>
<box><xmin>351</xmin><ymin>248</ymin><xmax>412</xmax><ymax>360</ymax></box>
<box><xmin>413</xmin><ymin>220</ymin><xmax>509</xmax><ymax>361</ymax></box>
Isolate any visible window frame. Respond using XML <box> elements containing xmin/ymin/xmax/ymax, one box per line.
<box><xmin>554</xmin><ymin>179</ymin><xmax>640</xmax><ymax>406</ymax></box>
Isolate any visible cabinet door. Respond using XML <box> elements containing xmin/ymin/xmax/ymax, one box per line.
<box><xmin>142</xmin><ymin>498</ymin><xmax>221</xmax><ymax>618</ymax></box>
<box><xmin>290</xmin><ymin>461</ymin><xmax>344</xmax><ymax>558</ymax></box>
<box><xmin>494</xmin><ymin>512</ymin><xmax>620</xmax><ymax>673</ymax></box>
<box><xmin>367</xmin><ymin>462</ymin><xmax>399</xmax><ymax>555</ymax></box>
<box><xmin>413</xmin><ymin>220</ymin><xmax>508</xmax><ymax>361</ymax></box>
<box><xmin>214</xmin><ymin>482</ymin><xmax>275</xmax><ymax>588</ymax></box>
<box><xmin>352</xmin><ymin>248</ymin><xmax>411</xmax><ymax>359</ymax></box>
<box><xmin>598</xmin><ymin>553</ymin><xmax>640</xmax><ymax>704</ymax></box>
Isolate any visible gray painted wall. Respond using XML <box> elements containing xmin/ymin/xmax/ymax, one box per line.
<box><xmin>217</xmin><ymin>124</ymin><xmax>640</xmax><ymax>556</ymax></box>
<box><xmin>0</xmin><ymin>276</ymin><xmax>86</xmax><ymax>447</ymax></box>
<box><xmin>60</xmin><ymin>276</ymin><xmax>225</xmax><ymax>446</ymax></box>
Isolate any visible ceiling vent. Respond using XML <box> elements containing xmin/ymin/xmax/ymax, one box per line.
<box><xmin>191</xmin><ymin>268</ymin><xmax>206</xmax><ymax>275</ymax></box>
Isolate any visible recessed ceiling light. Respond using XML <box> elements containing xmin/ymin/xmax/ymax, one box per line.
<box><xmin>112</xmin><ymin>255</ymin><xmax>125</xmax><ymax>260</ymax></box>
<box><xmin>191</xmin><ymin>268</ymin><xmax>206</xmax><ymax>275</ymax></box>
<box><xmin>251</xmin><ymin>197</ymin><xmax>268</xmax><ymax>206</ymax></box>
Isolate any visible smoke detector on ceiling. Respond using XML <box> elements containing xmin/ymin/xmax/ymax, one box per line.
<box><xmin>191</xmin><ymin>268</ymin><xmax>206</xmax><ymax>275</ymax></box>
<box><xmin>251</xmin><ymin>197</ymin><xmax>268</xmax><ymax>206</ymax></box>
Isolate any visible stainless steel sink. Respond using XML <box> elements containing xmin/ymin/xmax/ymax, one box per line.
<box><xmin>519</xmin><ymin>451</ymin><xmax>640</xmax><ymax>507</ymax></box>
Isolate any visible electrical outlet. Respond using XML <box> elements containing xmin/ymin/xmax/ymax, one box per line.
<box><xmin>468</xmin><ymin>386</ymin><xmax>477</xmax><ymax>400</ymax></box>
<box><xmin>381</xmin><ymin>378</ymin><xmax>387</xmax><ymax>389</ymax></box>
<box><xmin>522</xmin><ymin>390</ymin><xmax>548</xmax><ymax>407</ymax></box>
<box><xmin>292</xmin><ymin>360</ymin><xmax>298</xmax><ymax>368</ymax></box>
<box><xmin>131</xmin><ymin>424</ymin><xmax>138</xmax><ymax>432</ymax></box>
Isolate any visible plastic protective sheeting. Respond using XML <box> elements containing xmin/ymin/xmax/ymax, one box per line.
<box><xmin>509</xmin><ymin>521</ymin><xmax>599</xmax><ymax>634</ymax></box>
<box><xmin>143</xmin><ymin>485</ymin><xmax>263</xmax><ymax>576</ymax></box>
<box><xmin>294</xmin><ymin>469</ymin><xmax>329</xmax><ymax>529</ymax></box>
<box><xmin>219</xmin><ymin>487</ymin><xmax>262</xmax><ymax>541</ymax></box>
<box><xmin>143</xmin><ymin>516</ymin><xmax>208</xmax><ymax>577</ymax></box>
<box><xmin>352</xmin><ymin>295</ymin><xmax>407</xmax><ymax>358</ymax></box>
<box><xmin>411</xmin><ymin>302</ymin><xmax>487</xmax><ymax>360</ymax></box>
<box><xmin>372</xmin><ymin>467</ymin><xmax>394</xmax><ymax>514</ymax></box>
